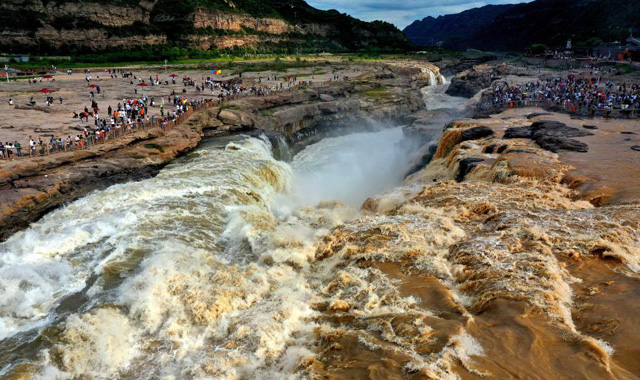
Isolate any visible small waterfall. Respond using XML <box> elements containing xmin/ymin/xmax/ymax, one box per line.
<box><xmin>271</xmin><ymin>134</ymin><xmax>293</xmax><ymax>162</ymax></box>
<box><xmin>428</xmin><ymin>71</ymin><xmax>437</xmax><ymax>87</ymax></box>
<box><xmin>438</xmin><ymin>74</ymin><xmax>447</xmax><ymax>85</ymax></box>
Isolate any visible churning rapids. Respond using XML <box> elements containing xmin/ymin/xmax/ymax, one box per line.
<box><xmin>0</xmin><ymin>114</ymin><xmax>437</xmax><ymax>378</ymax></box>
<box><xmin>11</xmin><ymin>81</ymin><xmax>639</xmax><ymax>380</ymax></box>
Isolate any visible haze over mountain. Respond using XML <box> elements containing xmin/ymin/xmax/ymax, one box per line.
<box><xmin>404</xmin><ymin>0</ymin><xmax>640</xmax><ymax>51</ymax></box>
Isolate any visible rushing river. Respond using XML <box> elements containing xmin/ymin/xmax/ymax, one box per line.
<box><xmin>0</xmin><ymin>77</ymin><xmax>476</xmax><ymax>379</ymax></box>
<box><xmin>0</xmin><ymin>123</ymin><xmax>422</xmax><ymax>379</ymax></box>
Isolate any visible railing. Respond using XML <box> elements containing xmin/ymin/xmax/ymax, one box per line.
<box><xmin>0</xmin><ymin>79</ymin><xmax>334</xmax><ymax>162</ymax></box>
<box><xmin>476</xmin><ymin>97</ymin><xmax>640</xmax><ymax>118</ymax></box>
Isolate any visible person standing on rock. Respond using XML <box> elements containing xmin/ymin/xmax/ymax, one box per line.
<box><xmin>29</xmin><ymin>136</ymin><xmax>36</xmax><ymax>156</ymax></box>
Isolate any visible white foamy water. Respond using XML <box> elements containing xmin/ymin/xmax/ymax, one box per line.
<box><xmin>0</xmin><ymin>72</ymin><xmax>478</xmax><ymax>379</ymax></box>
<box><xmin>423</xmin><ymin>77</ymin><xmax>466</xmax><ymax>111</ymax></box>
<box><xmin>0</xmin><ymin>124</ymin><xmax>424</xmax><ymax>379</ymax></box>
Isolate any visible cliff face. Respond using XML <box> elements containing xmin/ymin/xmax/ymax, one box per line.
<box><xmin>0</xmin><ymin>0</ymin><xmax>411</xmax><ymax>54</ymax></box>
<box><xmin>404</xmin><ymin>0</ymin><xmax>640</xmax><ymax>51</ymax></box>
<box><xmin>0</xmin><ymin>62</ymin><xmax>430</xmax><ymax>241</ymax></box>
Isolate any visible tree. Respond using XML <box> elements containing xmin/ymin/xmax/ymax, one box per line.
<box><xmin>529</xmin><ymin>44</ymin><xmax>548</xmax><ymax>56</ymax></box>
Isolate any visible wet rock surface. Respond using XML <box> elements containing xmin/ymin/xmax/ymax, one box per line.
<box><xmin>0</xmin><ymin>65</ymin><xmax>431</xmax><ymax>242</ymax></box>
<box><xmin>456</xmin><ymin>157</ymin><xmax>484</xmax><ymax>182</ymax></box>
<box><xmin>460</xmin><ymin>126</ymin><xmax>494</xmax><ymax>141</ymax></box>
<box><xmin>504</xmin><ymin>120</ymin><xmax>593</xmax><ymax>153</ymax></box>
<box><xmin>446</xmin><ymin>68</ymin><xmax>493</xmax><ymax>98</ymax></box>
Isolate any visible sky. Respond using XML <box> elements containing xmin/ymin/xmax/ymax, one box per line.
<box><xmin>305</xmin><ymin>0</ymin><xmax>533</xmax><ymax>29</ymax></box>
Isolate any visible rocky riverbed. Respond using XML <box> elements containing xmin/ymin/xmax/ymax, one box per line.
<box><xmin>2</xmin><ymin>58</ymin><xmax>640</xmax><ymax>380</ymax></box>
<box><xmin>0</xmin><ymin>61</ymin><xmax>437</xmax><ymax>241</ymax></box>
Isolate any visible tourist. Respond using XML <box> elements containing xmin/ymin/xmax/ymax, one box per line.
<box><xmin>5</xmin><ymin>142</ymin><xmax>13</xmax><ymax>159</ymax></box>
<box><xmin>480</xmin><ymin>73</ymin><xmax>640</xmax><ymax>118</ymax></box>
<box><xmin>29</xmin><ymin>136</ymin><xmax>36</xmax><ymax>155</ymax></box>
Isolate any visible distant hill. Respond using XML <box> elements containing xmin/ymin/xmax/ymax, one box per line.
<box><xmin>403</xmin><ymin>4</ymin><xmax>517</xmax><ymax>49</ymax></box>
<box><xmin>404</xmin><ymin>0</ymin><xmax>640</xmax><ymax>51</ymax></box>
<box><xmin>0</xmin><ymin>0</ymin><xmax>412</xmax><ymax>57</ymax></box>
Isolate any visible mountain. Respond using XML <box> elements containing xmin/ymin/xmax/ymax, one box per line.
<box><xmin>0</xmin><ymin>0</ymin><xmax>412</xmax><ymax>57</ymax></box>
<box><xmin>403</xmin><ymin>4</ymin><xmax>517</xmax><ymax>48</ymax></box>
<box><xmin>404</xmin><ymin>0</ymin><xmax>640</xmax><ymax>51</ymax></box>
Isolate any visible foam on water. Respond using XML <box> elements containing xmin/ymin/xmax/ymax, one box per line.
<box><xmin>0</xmin><ymin>125</ymin><xmax>426</xmax><ymax>379</ymax></box>
<box><xmin>422</xmin><ymin>77</ymin><xmax>466</xmax><ymax>111</ymax></box>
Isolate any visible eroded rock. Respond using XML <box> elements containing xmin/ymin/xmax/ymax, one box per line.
<box><xmin>504</xmin><ymin>121</ymin><xmax>593</xmax><ymax>153</ymax></box>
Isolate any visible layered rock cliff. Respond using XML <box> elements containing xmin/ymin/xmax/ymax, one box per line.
<box><xmin>0</xmin><ymin>0</ymin><xmax>411</xmax><ymax>54</ymax></box>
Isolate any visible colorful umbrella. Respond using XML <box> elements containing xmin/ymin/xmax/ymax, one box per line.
<box><xmin>42</xmin><ymin>75</ymin><xmax>54</xmax><ymax>79</ymax></box>
<box><xmin>137</xmin><ymin>83</ymin><xmax>148</xmax><ymax>87</ymax></box>
<box><xmin>169</xmin><ymin>74</ymin><xmax>178</xmax><ymax>78</ymax></box>
<box><xmin>38</xmin><ymin>88</ymin><xmax>55</xmax><ymax>93</ymax></box>
<box><xmin>87</xmin><ymin>84</ymin><xmax>99</xmax><ymax>88</ymax></box>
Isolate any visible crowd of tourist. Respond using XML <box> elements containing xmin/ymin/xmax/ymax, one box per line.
<box><xmin>2</xmin><ymin>68</ymin><xmax>330</xmax><ymax>161</ymax></box>
<box><xmin>479</xmin><ymin>74</ymin><xmax>640</xmax><ymax>117</ymax></box>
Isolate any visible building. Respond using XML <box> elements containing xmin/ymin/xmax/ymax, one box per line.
<box><xmin>596</xmin><ymin>29</ymin><xmax>640</xmax><ymax>61</ymax></box>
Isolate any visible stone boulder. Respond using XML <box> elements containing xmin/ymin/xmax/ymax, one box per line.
<box><xmin>456</xmin><ymin>158</ymin><xmax>484</xmax><ymax>182</ymax></box>
<box><xmin>446</xmin><ymin>68</ymin><xmax>493</xmax><ymax>98</ymax></box>
<box><xmin>218</xmin><ymin>109</ymin><xmax>254</xmax><ymax>127</ymax></box>
<box><xmin>504</xmin><ymin>121</ymin><xmax>593</xmax><ymax>153</ymax></box>
<box><xmin>461</xmin><ymin>126</ymin><xmax>494</xmax><ymax>142</ymax></box>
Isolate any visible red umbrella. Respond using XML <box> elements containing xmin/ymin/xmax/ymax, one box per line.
<box><xmin>38</xmin><ymin>88</ymin><xmax>55</xmax><ymax>93</ymax></box>
<box><xmin>42</xmin><ymin>75</ymin><xmax>54</xmax><ymax>79</ymax></box>
<box><xmin>87</xmin><ymin>84</ymin><xmax>99</xmax><ymax>88</ymax></box>
<box><xmin>169</xmin><ymin>74</ymin><xmax>178</xmax><ymax>78</ymax></box>
<box><xmin>137</xmin><ymin>83</ymin><xmax>148</xmax><ymax>87</ymax></box>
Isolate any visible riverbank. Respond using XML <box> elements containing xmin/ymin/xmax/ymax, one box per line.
<box><xmin>447</xmin><ymin>61</ymin><xmax>640</xmax><ymax>119</ymax></box>
<box><xmin>0</xmin><ymin>61</ymin><xmax>439</xmax><ymax>241</ymax></box>
<box><xmin>306</xmin><ymin>107</ymin><xmax>640</xmax><ymax>379</ymax></box>
<box><xmin>2</xmin><ymin>57</ymin><xmax>640</xmax><ymax>380</ymax></box>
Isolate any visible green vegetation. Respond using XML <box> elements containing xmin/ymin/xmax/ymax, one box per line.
<box><xmin>144</xmin><ymin>143</ymin><xmax>165</xmax><ymax>153</ymax></box>
<box><xmin>362</xmin><ymin>84</ymin><xmax>392</xmax><ymax>99</ymax></box>
<box><xmin>260</xmin><ymin>108</ymin><xmax>278</xmax><ymax>117</ymax></box>
<box><xmin>0</xmin><ymin>0</ymin><xmax>414</xmax><ymax>57</ymax></box>
<box><xmin>617</xmin><ymin>65</ymin><xmax>638</xmax><ymax>74</ymax></box>
<box><xmin>219</xmin><ymin>104</ymin><xmax>241</xmax><ymax>110</ymax></box>
<box><xmin>529</xmin><ymin>44</ymin><xmax>548</xmax><ymax>55</ymax></box>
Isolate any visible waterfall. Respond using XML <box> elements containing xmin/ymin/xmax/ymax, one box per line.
<box><xmin>428</xmin><ymin>71</ymin><xmax>437</xmax><ymax>87</ymax></box>
<box><xmin>269</xmin><ymin>133</ymin><xmax>294</xmax><ymax>162</ymax></box>
<box><xmin>0</xmin><ymin>128</ymin><xmax>421</xmax><ymax>379</ymax></box>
